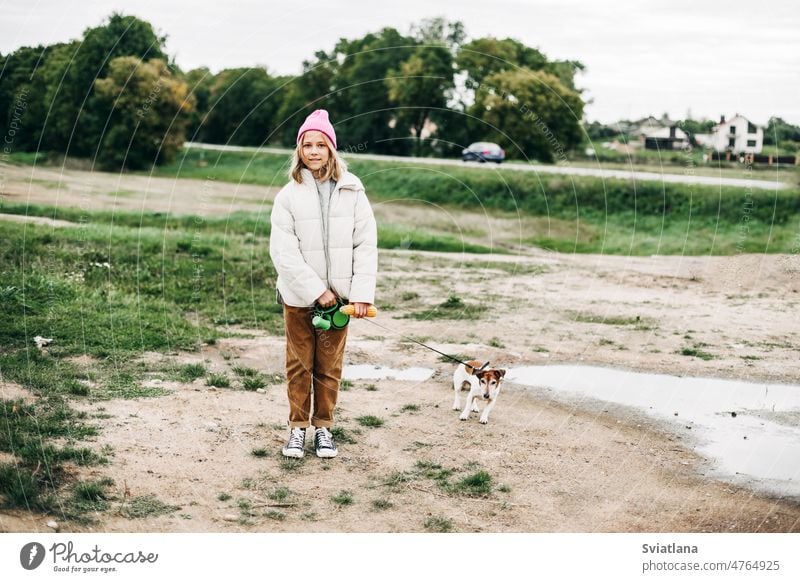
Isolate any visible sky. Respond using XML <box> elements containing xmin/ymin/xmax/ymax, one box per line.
<box><xmin>2</xmin><ymin>0</ymin><xmax>798</xmax><ymax>125</ymax></box>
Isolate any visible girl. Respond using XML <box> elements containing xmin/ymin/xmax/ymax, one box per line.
<box><xmin>269</xmin><ymin>109</ymin><xmax>377</xmax><ymax>458</ymax></box>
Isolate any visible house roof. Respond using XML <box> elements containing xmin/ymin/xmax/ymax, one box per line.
<box><xmin>713</xmin><ymin>114</ymin><xmax>759</xmax><ymax>131</ymax></box>
<box><xmin>642</xmin><ymin>126</ymin><xmax>689</xmax><ymax>140</ymax></box>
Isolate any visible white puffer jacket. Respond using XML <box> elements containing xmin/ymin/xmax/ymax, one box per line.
<box><xmin>269</xmin><ymin>168</ymin><xmax>378</xmax><ymax>307</ymax></box>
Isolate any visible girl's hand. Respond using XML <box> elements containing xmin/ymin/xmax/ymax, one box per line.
<box><xmin>351</xmin><ymin>302</ymin><xmax>371</xmax><ymax>318</ymax></box>
<box><xmin>317</xmin><ymin>289</ymin><xmax>337</xmax><ymax>308</ymax></box>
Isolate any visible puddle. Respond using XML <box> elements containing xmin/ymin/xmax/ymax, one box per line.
<box><xmin>343</xmin><ymin>364</ymin><xmax>434</xmax><ymax>382</ymax></box>
<box><xmin>506</xmin><ymin>365</ymin><xmax>800</xmax><ymax>499</ymax></box>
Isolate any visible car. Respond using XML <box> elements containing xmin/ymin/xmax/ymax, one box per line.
<box><xmin>462</xmin><ymin>142</ymin><xmax>505</xmax><ymax>163</ymax></box>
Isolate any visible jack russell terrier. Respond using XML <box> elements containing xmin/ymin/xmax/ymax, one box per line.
<box><xmin>452</xmin><ymin>360</ymin><xmax>506</xmax><ymax>424</ymax></box>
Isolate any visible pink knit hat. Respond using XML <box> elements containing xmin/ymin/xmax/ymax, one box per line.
<box><xmin>296</xmin><ymin>109</ymin><xmax>337</xmax><ymax>150</ymax></box>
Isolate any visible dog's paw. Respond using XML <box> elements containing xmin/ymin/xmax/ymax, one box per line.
<box><xmin>459</xmin><ymin>413</ymin><xmax>470</xmax><ymax>421</ymax></box>
<box><xmin>479</xmin><ymin>417</ymin><xmax>489</xmax><ymax>424</ymax></box>
<box><xmin>452</xmin><ymin>404</ymin><xmax>461</xmax><ymax>411</ymax></box>
<box><xmin>471</xmin><ymin>404</ymin><xmax>480</xmax><ymax>412</ymax></box>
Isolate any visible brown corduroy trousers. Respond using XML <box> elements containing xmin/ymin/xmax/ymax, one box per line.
<box><xmin>283</xmin><ymin>304</ymin><xmax>348</xmax><ymax>429</ymax></box>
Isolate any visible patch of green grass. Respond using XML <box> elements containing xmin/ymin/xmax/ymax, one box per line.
<box><xmin>71</xmin><ymin>478</ymin><xmax>114</xmax><ymax>512</ymax></box>
<box><xmin>279</xmin><ymin>457</ymin><xmax>304</xmax><ymax>472</ymax></box>
<box><xmin>121</xmin><ymin>495</ymin><xmax>180</xmax><ymax>519</ymax></box>
<box><xmin>383</xmin><ymin>471</ymin><xmax>413</xmax><ymax>488</ymax></box>
<box><xmin>423</xmin><ymin>516</ymin><xmax>453</xmax><ymax>532</ymax></box>
<box><xmin>268</xmin><ymin>487</ymin><xmax>291</xmax><ymax>502</ymax></box>
<box><xmin>400</xmin><ymin>404</ymin><xmax>420</xmax><ymax>413</ymax></box>
<box><xmin>232</xmin><ymin>366</ymin><xmax>259</xmax><ymax>377</ymax></box>
<box><xmin>679</xmin><ymin>346</ymin><xmax>716</xmax><ymax>360</ymax></box>
<box><xmin>0</xmin><ymin>396</ymin><xmax>107</xmax><ymax>513</ymax></box>
<box><xmin>250</xmin><ymin>448</ymin><xmax>269</xmax><ymax>458</ymax></box>
<box><xmin>330</xmin><ymin>426</ymin><xmax>356</xmax><ymax>444</ymax></box>
<box><xmin>497</xmin><ymin>484</ymin><xmax>511</xmax><ymax>493</ymax></box>
<box><xmin>356</xmin><ymin>415</ymin><xmax>384</xmax><ymax>428</ymax></box>
<box><xmin>415</xmin><ymin>461</ymin><xmax>454</xmax><ymax>486</ymax></box>
<box><xmin>339</xmin><ymin>379</ymin><xmax>353</xmax><ymax>391</ymax></box>
<box><xmin>371</xmin><ymin>498</ymin><xmax>394</xmax><ymax>511</ymax></box>
<box><xmin>404</xmin><ymin>294</ymin><xmax>484</xmax><ymax>321</ymax></box>
<box><xmin>365</xmin><ymin>384</ymin><xmax>378</xmax><ymax>391</ymax></box>
<box><xmin>451</xmin><ymin>470</ymin><xmax>493</xmax><ymax>497</ymax></box>
<box><xmin>206</xmin><ymin>373</ymin><xmax>231</xmax><ymax>388</ymax></box>
<box><xmin>569</xmin><ymin>312</ymin><xmax>654</xmax><ymax>328</ymax></box>
<box><xmin>178</xmin><ymin>363</ymin><xmax>206</xmax><ymax>382</ymax></box>
<box><xmin>242</xmin><ymin>376</ymin><xmax>267</xmax><ymax>391</ymax></box>
<box><xmin>217</xmin><ymin>492</ymin><xmax>232</xmax><ymax>502</ymax></box>
<box><xmin>331</xmin><ymin>490</ymin><xmax>353</xmax><ymax>506</ymax></box>
<box><xmin>488</xmin><ymin>337</ymin><xmax>505</xmax><ymax>348</ymax></box>
<box><xmin>378</xmin><ymin>223</ymin><xmax>497</xmax><ymax>254</ymax></box>
<box><xmin>265</xmin><ymin>510</ymin><xmax>285</xmax><ymax>521</ymax></box>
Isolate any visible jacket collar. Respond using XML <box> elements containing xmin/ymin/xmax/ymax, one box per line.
<box><xmin>299</xmin><ymin>168</ymin><xmax>359</xmax><ymax>191</ymax></box>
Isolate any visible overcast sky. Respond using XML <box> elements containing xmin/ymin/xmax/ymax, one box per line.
<box><xmin>2</xmin><ymin>0</ymin><xmax>798</xmax><ymax>125</ymax></box>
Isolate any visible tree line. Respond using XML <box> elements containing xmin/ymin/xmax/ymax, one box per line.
<box><xmin>0</xmin><ymin>13</ymin><xmax>585</xmax><ymax>169</ymax></box>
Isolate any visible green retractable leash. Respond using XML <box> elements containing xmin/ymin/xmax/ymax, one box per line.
<box><xmin>311</xmin><ymin>298</ymin><xmax>351</xmax><ymax>330</ymax></box>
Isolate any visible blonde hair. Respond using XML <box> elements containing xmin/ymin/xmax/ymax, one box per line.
<box><xmin>290</xmin><ymin>132</ymin><xmax>347</xmax><ymax>184</ymax></box>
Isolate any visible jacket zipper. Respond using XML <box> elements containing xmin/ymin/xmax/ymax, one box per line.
<box><xmin>315</xmin><ymin>177</ymin><xmax>336</xmax><ymax>290</ymax></box>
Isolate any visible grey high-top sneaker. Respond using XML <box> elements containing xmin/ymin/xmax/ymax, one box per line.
<box><xmin>282</xmin><ymin>427</ymin><xmax>306</xmax><ymax>458</ymax></box>
<box><xmin>314</xmin><ymin>427</ymin><xmax>338</xmax><ymax>458</ymax></box>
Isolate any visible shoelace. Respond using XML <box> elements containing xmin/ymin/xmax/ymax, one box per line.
<box><xmin>287</xmin><ymin>429</ymin><xmax>305</xmax><ymax>449</ymax></box>
<box><xmin>316</xmin><ymin>429</ymin><xmax>334</xmax><ymax>449</ymax></box>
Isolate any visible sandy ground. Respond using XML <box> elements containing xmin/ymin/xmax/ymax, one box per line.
<box><xmin>1</xmin><ymin>162</ymin><xmax>799</xmax><ymax>533</ymax></box>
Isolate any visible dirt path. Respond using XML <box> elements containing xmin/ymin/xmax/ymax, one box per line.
<box><xmin>1</xmin><ymin>163</ymin><xmax>799</xmax><ymax>532</ymax></box>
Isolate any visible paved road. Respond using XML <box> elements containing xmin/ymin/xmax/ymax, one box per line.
<box><xmin>184</xmin><ymin>142</ymin><xmax>788</xmax><ymax>191</ymax></box>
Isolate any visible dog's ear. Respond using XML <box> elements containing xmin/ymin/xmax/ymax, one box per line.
<box><xmin>497</xmin><ymin>368</ymin><xmax>507</xmax><ymax>378</ymax></box>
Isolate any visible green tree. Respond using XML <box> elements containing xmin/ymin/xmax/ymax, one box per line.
<box><xmin>275</xmin><ymin>51</ymin><xmax>339</xmax><ymax>147</ymax></box>
<box><xmin>42</xmin><ymin>13</ymin><xmax>168</xmax><ymax>157</ymax></box>
<box><xmin>764</xmin><ymin>117</ymin><xmax>800</xmax><ymax>146</ymax></box>
<box><xmin>94</xmin><ymin>57</ymin><xmax>193</xmax><ymax>170</ymax></box>
<box><xmin>457</xmin><ymin>37</ymin><xmax>583</xmax><ymax>92</ymax></box>
<box><xmin>387</xmin><ymin>46</ymin><xmax>454</xmax><ymax>155</ymax></box>
<box><xmin>182</xmin><ymin>67</ymin><xmax>215</xmax><ymax>142</ymax></box>
<box><xmin>202</xmin><ymin>67</ymin><xmax>284</xmax><ymax>146</ymax></box>
<box><xmin>470</xmin><ymin>68</ymin><xmax>584</xmax><ymax>162</ymax></box>
<box><xmin>0</xmin><ymin>44</ymin><xmax>56</xmax><ymax>152</ymax></box>
<box><xmin>323</xmin><ymin>28</ymin><xmax>418</xmax><ymax>154</ymax></box>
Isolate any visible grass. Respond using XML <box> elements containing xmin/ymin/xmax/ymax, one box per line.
<box><xmin>356</xmin><ymin>415</ymin><xmax>385</xmax><ymax>428</ymax></box>
<box><xmin>279</xmin><ymin>458</ymin><xmax>304</xmax><ymax>472</ymax></box>
<box><xmin>404</xmin><ymin>294</ymin><xmax>484</xmax><ymax>321</ymax></box>
<box><xmin>268</xmin><ymin>487</ymin><xmax>291</xmax><ymax>502</ymax></box>
<box><xmin>242</xmin><ymin>376</ymin><xmax>267</xmax><ymax>391</ymax></box>
<box><xmin>329</xmin><ymin>426</ymin><xmax>357</xmax><ymax>444</ymax></box>
<box><xmin>372</xmin><ymin>498</ymin><xmax>394</xmax><ymax>511</ymax></box>
<box><xmin>217</xmin><ymin>493</ymin><xmax>232</xmax><ymax>502</ymax></box>
<box><xmin>331</xmin><ymin>490</ymin><xmax>353</xmax><ymax>506</ymax></box>
<box><xmin>120</xmin><ymin>495</ymin><xmax>180</xmax><ymax>519</ymax></box>
<box><xmin>150</xmin><ymin>148</ymin><xmax>800</xmax><ymax>255</ymax></box>
<box><xmin>423</xmin><ymin>516</ymin><xmax>454</xmax><ymax>533</ymax></box>
<box><xmin>205</xmin><ymin>373</ymin><xmax>231</xmax><ymax>388</ymax></box>
<box><xmin>569</xmin><ymin>312</ymin><xmax>657</xmax><ymax>330</ymax></box>
<box><xmin>451</xmin><ymin>471</ymin><xmax>493</xmax><ymax>497</ymax></box>
<box><xmin>8</xmin><ymin>147</ymin><xmax>800</xmax><ymax>255</ymax></box>
<box><xmin>339</xmin><ymin>379</ymin><xmax>354</xmax><ymax>391</ymax></box>
<box><xmin>400</xmin><ymin>404</ymin><xmax>420</xmax><ymax>413</ymax></box>
<box><xmin>178</xmin><ymin>363</ymin><xmax>206</xmax><ymax>382</ymax></box>
<box><xmin>250</xmin><ymin>448</ymin><xmax>269</xmax><ymax>458</ymax></box>
<box><xmin>679</xmin><ymin>346</ymin><xmax>716</xmax><ymax>360</ymax></box>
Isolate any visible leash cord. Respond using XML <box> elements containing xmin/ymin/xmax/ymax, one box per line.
<box><xmin>362</xmin><ymin>317</ymin><xmax>489</xmax><ymax>371</ymax></box>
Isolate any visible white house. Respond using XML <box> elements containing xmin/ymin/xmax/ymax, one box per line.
<box><xmin>642</xmin><ymin>126</ymin><xmax>690</xmax><ymax>150</ymax></box>
<box><xmin>697</xmin><ymin>115</ymin><xmax>763</xmax><ymax>154</ymax></box>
